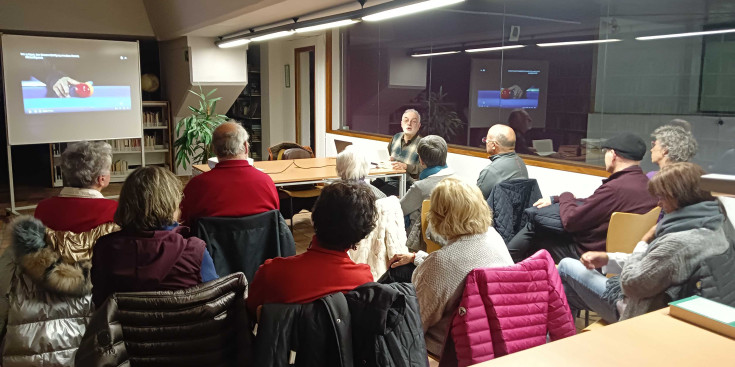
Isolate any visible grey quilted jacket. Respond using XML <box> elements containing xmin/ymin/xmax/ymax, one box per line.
<box><xmin>0</xmin><ymin>217</ymin><xmax>117</xmax><ymax>366</ymax></box>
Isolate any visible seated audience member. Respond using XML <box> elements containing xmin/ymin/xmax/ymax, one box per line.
<box><xmin>507</xmin><ymin>109</ymin><xmax>534</xmax><ymax>155</ymax></box>
<box><xmin>179</xmin><ymin>121</ymin><xmax>278</xmax><ymax>226</ymax></box>
<box><xmin>247</xmin><ymin>181</ymin><xmax>376</xmax><ymax>314</ymax></box>
<box><xmin>508</xmin><ymin>132</ymin><xmax>658</xmax><ymax>262</ymax></box>
<box><xmin>1</xmin><ymin>218</ymin><xmax>118</xmax><ymax>365</ymax></box>
<box><xmin>647</xmin><ymin>124</ymin><xmax>697</xmax><ymax>179</ymax></box>
<box><xmin>477</xmin><ymin>124</ymin><xmax>529</xmax><ymax>199</ymax></box>
<box><xmin>388</xmin><ymin>177</ymin><xmax>514</xmax><ymax>356</ymax></box>
<box><xmin>400</xmin><ymin>136</ymin><xmax>454</xmax><ymax>250</ymax></box>
<box><xmin>337</xmin><ymin>145</ymin><xmax>386</xmax><ymax>200</ymax></box>
<box><xmin>558</xmin><ymin>163</ymin><xmax>729</xmax><ymax>322</ymax></box>
<box><xmin>91</xmin><ymin>166</ymin><xmax>217</xmax><ymax>307</ymax></box>
<box><xmin>35</xmin><ymin>141</ymin><xmax>118</xmax><ymax>232</ymax></box>
<box><xmin>374</xmin><ymin>109</ymin><xmax>423</xmax><ymax>196</ymax></box>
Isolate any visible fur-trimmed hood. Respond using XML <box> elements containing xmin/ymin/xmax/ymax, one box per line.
<box><xmin>11</xmin><ymin>216</ymin><xmax>118</xmax><ymax>297</ymax></box>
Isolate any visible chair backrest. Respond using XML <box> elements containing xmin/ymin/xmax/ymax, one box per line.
<box><xmin>606</xmin><ymin>207</ymin><xmax>661</xmax><ymax>253</ymax></box>
<box><xmin>268</xmin><ymin>142</ymin><xmax>314</xmax><ymax>160</ymax></box>
<box><xmin>487</xmin><ymin>178</ymin><xmax>542</xmax><ymax>244</ymax></box>
<box><xmin>421</xmin><ymin>200</ymin><xmax>441</xmax><ymax>253</ymax></box>
<box><xmin>194</xmin><ymin>210</ymin><xmax>296</xmax><ymax>282</ymax></box>
<box><xmin>75</xmin><ymin>273</ymin><xmax>252</xmax><ymax>367</ymax></box>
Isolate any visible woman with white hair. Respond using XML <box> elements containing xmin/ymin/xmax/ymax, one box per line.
<box><xmin>647</xmin><ymin>124</ymin><xmax>698</xmax><ymax>179</ymax></box>
<box><xmin>35</xmin><ymin>141</ymin><xmax>118</xmax><ymax>232</ymax></box>
<box><xmin>337</xmin><ymin>145</ymin><xmax>386</xmax><ymax>200</ymax></box>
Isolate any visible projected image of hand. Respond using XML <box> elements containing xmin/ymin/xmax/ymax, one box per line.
<box><xmin>52</xmin><ymin>76</ymin><xmax>80</xmax><ymax>98</ymax></box>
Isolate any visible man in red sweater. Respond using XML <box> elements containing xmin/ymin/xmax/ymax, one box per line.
<box><xmin>507</xmin><ymin>133</ymin><xmax>658</xmax><ymax>263</ymax></box>
<box><xmin>247</xmin><ymin>181</ymin><xmax>376</xmax><ymax>314</ymax></box>
<box><xmin>35</xmin><ymin>141</ymin><xmax>118</xmax><ymax>233</ymax></box>
<box><xmin>179</xmin><ymin>122</ymin><xmax>279</xmax><ymax>226</ymax></box>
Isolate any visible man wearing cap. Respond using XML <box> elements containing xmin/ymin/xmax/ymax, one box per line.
<box><xmin>507</xmin><ymin>132</ymin><xmax>658</xmax><ymax>262</ymax></box>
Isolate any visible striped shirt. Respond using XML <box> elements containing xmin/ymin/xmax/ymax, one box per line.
<box><xmin>388</xmin><ymin>132</ymin><xmax>422</xmax><ymax>179</ymax></box>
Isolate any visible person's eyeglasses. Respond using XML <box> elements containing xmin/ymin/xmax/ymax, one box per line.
<box><xmin>482</xmin><ymin>137</ymin><xmax>497</xmax><ymax>144</ymax></box>
<box><xmin>403</xmin><ymin>120</ymin><xmax>420</xmax><ymax>125</ymax></box>
<box><xmin>651</xmin><ymin>140</ymin><xmax>657</xmax><ymax>148</ymax></box>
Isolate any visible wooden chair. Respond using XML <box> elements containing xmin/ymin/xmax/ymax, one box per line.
<box><xmin>268</xmin><ymin>142</ymin><xmax>322</xmax><ymax>230</ymax></box>
<box><xmin>421</xmin><ymin>200</ymin><xmax>441</xmax><ymax>253</ymax></box>
<box><xmin>581</xmin><ymin>206</ymin><xmax>661</xmax><ymax>327</ymax></box>
<box><xmin>606</xmin><ymin>207</ymin><xmax>662</xmax><ymax>254</ymax></box>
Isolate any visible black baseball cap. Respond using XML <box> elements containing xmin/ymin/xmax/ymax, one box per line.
<box><xmin>601</xmin><ymin>133</ymin><xmax>647</xmax><ymax>161</ymax></box>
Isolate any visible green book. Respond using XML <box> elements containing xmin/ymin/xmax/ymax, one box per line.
<box><xmin>669</xmin><ymin>296</ymin><xmax>735</xmax><ymax>339</ymax></box>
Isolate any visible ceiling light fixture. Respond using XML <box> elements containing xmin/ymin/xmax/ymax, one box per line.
<box><xmin>537</xmin><ymin>39</ymin><xmax>621</xmax><ymax>47</ymax></box>
<box><xmin>465</xmin><ymin>45</ymin><xmax>525</xmax><ymax>53</ymax></box>
<box><xmin>217</xmin><ymin>38</ymin><xmax>252</xmax><ymax>49</ymax></box>
<box><xmin>363</xmin><ymin>0</ymin><xmax>465</xmax><ymax>22</ymax></box>
<box><xmin>411</xmin><ymin>50</ymin><xmax>460</xmax><ymax>57</ymax></box>
<box><xmin>636</xmin><ymin>28</ymin><xmax>735</xmax><ymax>41</ymax></box>
<box><xmin>251</xmin><ymin>30</ymin><xmax>296</xmax><ymax>42</ymax></box>
<box><xmin>295</xmin><ymin>19</ymin><xmax>360</xmax><ymax>33</ymax></box>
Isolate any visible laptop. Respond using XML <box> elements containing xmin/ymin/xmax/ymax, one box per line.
<box><xmin>334</xmin><ymin>139</ymin><xmax>353</xmax><ymax>154</ymax></box>
<box><xmin>532</xmin><ymin>139</ymin><xmax>556</xmax><ymax>157</ymax></box>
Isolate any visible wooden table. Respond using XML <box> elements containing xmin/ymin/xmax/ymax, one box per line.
<box><xmin>192</xmin><ymin>157</ymin><xmax>407</xmax><ymax>196</ymax></box>
<box><xmin>471</xmin><ymin>308</ymin><xmax>735</xmax><ymax>366</ymax></box>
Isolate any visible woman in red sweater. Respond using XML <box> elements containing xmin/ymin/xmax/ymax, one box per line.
<box><xmin>34</xmin><ymin>141</ymin><xmax>118</xmax><ymax>232</ymax></box>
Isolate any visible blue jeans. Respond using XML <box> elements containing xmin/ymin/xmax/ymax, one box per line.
<box><xmin>557</xmin><ymin>258</ymin><xmax>619</xmax><ymax>323</ymax></box>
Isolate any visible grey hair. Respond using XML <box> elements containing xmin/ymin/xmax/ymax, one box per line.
<box><xmin>213</xmin><ymin>120</ymin><xmax>249</xmax><ymax>158</ymax></box>
<box><xmin>418</xmin><ymin>135</ymin><xmax>448</xmax><ymax>167</ymax></box>
<box><xmin>404</xmin><ymin>109</ymin><xmax>421</xmax><ymax>123</ymax></box>
<box><xmin>61</xmin><ymin>141</ymin><xmax>112</xmax><ymax>188</ymax></box>
<box><xmin>337</xmin><ymin>145</ymin><xmax>370</xmax><ymax>181</ymax></box>
<box><xmin>651</xmin><ymin>125</ymin><xmax>698</xmax><ymax>163</ymax></box>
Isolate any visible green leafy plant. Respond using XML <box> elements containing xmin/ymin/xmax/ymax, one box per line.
<box><xmin>174</xmin><ymin>87</ymin><xmax>228</xmax><ymax>170</ymax></box>
<box><xmin>417</xmin><ymin>86</ymin><xmax>465</xmax><ymax>140</ymax></box>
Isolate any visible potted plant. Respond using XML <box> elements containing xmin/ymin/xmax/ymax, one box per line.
<box><xmin>417</xmin><ymin>86</ymin><xmax>465</xmax><ymax>141</ymax></box>
<box><xmin>174</xmin><ymin>87</ymin><xmax>228</xmax><ymax>170</ymax></box>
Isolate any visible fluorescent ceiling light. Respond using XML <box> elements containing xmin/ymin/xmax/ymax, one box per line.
<box><xmin>537</xmin><ymin>39</ymin><xmax>621</xmax><ymax>47</ymax></box>
<box><xmin>363</xmin><ymin>0</ymin><xmax>465</xmax><ymax>22</ymax></box>
<box><xmin>217</xmin><ymin>38</ymin><xmax>251</xmax><ymax>48</ymax></box>
<box><xmin>251</xmin><ymin>30</ymin><xmax>295</xmax><ymax>42</ymax></box>
<box><xmin>295</xmin><ymin>19</ymin><xmax>359</xmax><ymax>33</ymax></box>
<box><xmin>411</xmin><ymin>50</ymin><xmax>460</xmax><ymax>57</ymax></box>
<box><xmin>636</xmin><ymin>28</ymin><xmax>735</xmax><ymax>41</ymax></box>
<box><xmin>465</xmin><ymin>45</ymin><xmax>526</xmax><ymax>53</ymax></box>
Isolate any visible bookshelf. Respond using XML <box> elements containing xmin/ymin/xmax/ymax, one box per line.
<box><xmin>227</xmin><ymin>44</ymin><xmax>263</xmax><ymax>161</ymax></box>
<box><xmin>49</xmin><ymin>101</ymin><xmax>173</xmax><ymax>187</ymax></box>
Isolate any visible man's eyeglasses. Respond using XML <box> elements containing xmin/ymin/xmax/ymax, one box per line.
<box><xmin>482</xmin><ymin>137</ymin><xmax>497</xmax><ymax>144</ymax></box>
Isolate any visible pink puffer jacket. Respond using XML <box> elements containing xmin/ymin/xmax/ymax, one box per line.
<box><xmin>450</xmin><ymin>250</ymin><xmax>576</xmax><ymax>367</ymax></box>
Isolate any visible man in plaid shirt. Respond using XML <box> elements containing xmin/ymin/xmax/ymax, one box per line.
<box><xmin>375</xmin><ymin>109</ymin><xmax>424</xmax><ymax>196</ymax></box>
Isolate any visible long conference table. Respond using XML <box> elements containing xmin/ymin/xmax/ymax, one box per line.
<box><xmin>470</xmin><ymin>308</ymin><xmax>735</xmax><ymax>366</ymax></box>
<box><xmin>192</xmin><ymin>157</ymin><xmax>407</xmax><ymax>196</ymax></box>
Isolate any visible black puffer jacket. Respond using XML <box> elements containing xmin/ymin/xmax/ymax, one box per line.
<box><xmin>254</xmin><ymin>282</ymin><xmax>427</xmax><ymax>367</ymax></box>
<box><xmin>487</xmin><ymin>179</ymin><xmax>542</xmax><ymax>243</ymax></box>
<box><xmin>75</xmin><ymin>272</ymin><xmax>252</xmax><ymax>367</ymax></box>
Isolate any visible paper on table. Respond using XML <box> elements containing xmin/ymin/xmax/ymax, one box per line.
<box><xmin>676</xmin><ymin>297</ymin><xmax>735</xmax><ymax>324</ymax></box>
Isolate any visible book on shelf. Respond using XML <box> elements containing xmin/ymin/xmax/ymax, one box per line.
<box><xmin>669</xmin><ymin>296</ymin><xmax>735</xmax><ymax>339</ymax></box>
<box><xmin>111</xmin><ymin>160</ymin><xmax>130</xmax><ymax>175</ymax></box>
<box><xmin>142</xmin><ymin>111</ymin><xmax>165</xmax><ymax>127</ymax></box>
<box><xmin>107</xmin><ymin>139</ymin><xmax>141</xmax><ymax>152</ymax></box>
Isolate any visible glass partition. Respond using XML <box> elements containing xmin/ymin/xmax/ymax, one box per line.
<box><xmin>340</xmin><ymin>0</ymin><xmax>735</xmax><ymax>174</ymax></box>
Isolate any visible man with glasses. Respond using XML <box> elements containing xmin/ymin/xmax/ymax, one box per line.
<box><xmin>477</xmin><ymin>124</ymin><xmax>529</xmax><ymax>199</ymax></box>
<box><xmin>375</xmin><ymin>109</ymin><xmax>424</xmax><ymax>196</ymax></box>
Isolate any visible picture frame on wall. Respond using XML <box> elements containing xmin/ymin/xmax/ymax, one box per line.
<box><xmin>285</xmin><ymin>64</ymin><xmax>290</xmax><ymax>88</ymax></box>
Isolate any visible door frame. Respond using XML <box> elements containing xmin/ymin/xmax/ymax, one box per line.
<box><xmin>294</xmin><ymin>46</ymin><xmax>316</xmax><ymax>151</ymax></box>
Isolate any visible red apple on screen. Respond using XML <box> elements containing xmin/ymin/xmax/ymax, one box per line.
<box><xmin>500</xmin><ymin>88</ymin><xmax>512</xmax><ymax>99</ymax></box>
<box><xmin>74</xmin><ymin>83</ymin><xmax>94</xmax><ymax>98</ymax></box>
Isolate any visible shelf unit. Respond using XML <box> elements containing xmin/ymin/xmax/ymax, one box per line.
<box><xmin>49</xmin><ymin>101</ymin><xmax>173</xmax><ymax>187</ymax></box>
<box><xmin>227</xmin><ymin>44</ymin><xmax>263</xmax><ymax>160</ymax></box>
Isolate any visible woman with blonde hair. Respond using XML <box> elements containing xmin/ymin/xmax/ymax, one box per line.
<box><xmin>91</xmin><ymin>166</ymin><xmax>217</xmax><ymax>307</ymax></box>
<box><xmin>388</xmin><ymin>177</ymin><xmax>513</xmax><ymax>357</ymax></box>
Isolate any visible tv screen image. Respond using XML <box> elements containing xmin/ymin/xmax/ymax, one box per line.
<box><xmin>468</xmin><ymin>59</ymin><xmax>548</xmax><ymax>129</ymax></box>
